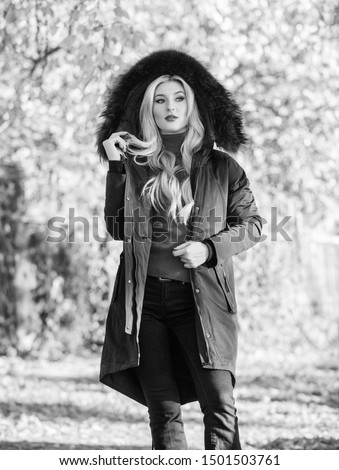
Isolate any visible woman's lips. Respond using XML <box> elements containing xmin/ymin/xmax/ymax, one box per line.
<box><xmin>165</xmin><ymin>116</ymin><xmax>178</xmax><ymax>121</ymax></box>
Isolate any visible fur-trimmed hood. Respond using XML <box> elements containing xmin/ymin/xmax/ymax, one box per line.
<box><xmin>96</xmin><ymin>49</ymin><xmax>246</xmax><ymax>162</ymax></box>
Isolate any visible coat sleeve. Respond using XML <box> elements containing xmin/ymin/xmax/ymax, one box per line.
<box><xmin>206</xmin><ymin>156</ymin><xmax>263</xmax><ymax>266</ymax></box>
<box><xmin>104</xmin><ymin>161</ymin><xmax>126</xmax><ymax>240</ymax></box>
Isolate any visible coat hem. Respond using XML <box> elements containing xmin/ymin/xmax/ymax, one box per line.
<box><xmin>99</xmin><ymin>359</ymin><xmax>237</xmax><ymax>405</ymax></box>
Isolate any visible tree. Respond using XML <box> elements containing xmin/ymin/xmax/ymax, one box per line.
<box><xmin>1</xmin><ymin>0</ymin><xmax>338</xmax><ymax>356</ymax></box>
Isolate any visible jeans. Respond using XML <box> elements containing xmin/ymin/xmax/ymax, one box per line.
<box><xmin>135</xmin><ymin>275</ymin><xmax>241</xmax><ymax>450</ymax></box>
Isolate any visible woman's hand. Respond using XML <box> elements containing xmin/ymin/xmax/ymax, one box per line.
<box><xmin>172</xmin><ymin>241</ymin><xmax>209</xmax><ymax>269</ymax></box>
<box><xmin>103</xmin><ymin>132</ymin><xmax>130</xmax><ymax>161</ymax></box>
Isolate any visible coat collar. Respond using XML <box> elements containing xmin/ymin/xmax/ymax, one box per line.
<box><xmin>97</xmin><ymin>49</ymin><xmax>246</xmax><ymax>161</ymax></box>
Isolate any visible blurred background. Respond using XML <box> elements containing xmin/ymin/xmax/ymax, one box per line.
<box><xmin>0</xmin><ymin>0</ymin><xmax>338</xmax><ymax>450</ymax></box>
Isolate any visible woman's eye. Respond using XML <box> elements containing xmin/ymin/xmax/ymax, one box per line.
<box><xmin>155</xmin><ymin>99</ymin><xmax>165</xmax><ymax>104</ymax></box>
<box><xmin>176</xmin><ymin>96</ymin><xmax>185</xmax><ymax>101</ymax></box>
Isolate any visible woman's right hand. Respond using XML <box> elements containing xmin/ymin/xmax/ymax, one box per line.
<box><xmin>103</xmin><ymin>132</ymin><xmax>130</xmax><ymax>161</ymax></box>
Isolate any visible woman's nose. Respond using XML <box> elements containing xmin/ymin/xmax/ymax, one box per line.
<box><xmin>167</xmin><ymin>102</ymin><xmax>175</xmax><ymax>111</ymax></box>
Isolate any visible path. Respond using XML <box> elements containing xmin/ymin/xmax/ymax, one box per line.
<box><xmin>0</xmin><ymin>352</ymin><xmax>338</xmax><ymax>450</ymax></box>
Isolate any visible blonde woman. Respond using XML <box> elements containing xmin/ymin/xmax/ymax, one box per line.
<box><xmin>97</xmin><ymin>50</ymin><xmax>262</xmax><ymax>450</ymax></box>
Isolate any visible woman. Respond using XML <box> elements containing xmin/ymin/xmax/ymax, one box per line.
<box><xmin>96</xmin><ymin>50</ymin><xmax>262</xmax><ymax>450</ymax></box>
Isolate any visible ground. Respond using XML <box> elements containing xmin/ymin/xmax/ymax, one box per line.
<box><xmin>0</xmin><ymin>349</ymin><xmax>338</xmax><ymax>450</ymax></box>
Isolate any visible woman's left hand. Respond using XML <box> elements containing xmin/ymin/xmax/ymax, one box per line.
<box><xmin>172</xmin><ymin>241</ymin><xmax>209</xmax><ymax>269</ymax></box>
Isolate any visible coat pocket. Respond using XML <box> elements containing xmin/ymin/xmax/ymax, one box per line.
<box><xmin>111</xmin><ymin>254</ymin><xmax>124</xmax><ymax>304</ymax></box>
<box><xmin>214</xmin><ymin>265</ymin><xmax>237</xmax><ymax>314</ymax></box>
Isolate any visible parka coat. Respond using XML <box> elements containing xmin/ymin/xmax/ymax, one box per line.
<box><xmin>97</xmin><ymin>50</ymin><xmax>263</xmax><ymax>406</ymax></box>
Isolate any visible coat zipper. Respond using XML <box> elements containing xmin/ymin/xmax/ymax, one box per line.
<box><xmin>190</xmin><ymin>163</ymin><xmax>212</xmax><ymax>366</ymax></box>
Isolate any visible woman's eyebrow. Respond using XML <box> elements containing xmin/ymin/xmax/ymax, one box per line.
<box><xmin>154</xmin><ymin>91</ymin><xmax>186</xmax><ymax>98</ymax></box>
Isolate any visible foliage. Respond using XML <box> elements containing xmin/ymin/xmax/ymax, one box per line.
<box><xmin>0</xmin><ymin>162</ymin><xmax>24</xmax><ymax>354</ymax></box>
<box><xmin>0</xmin><ymin>0</ymin><xmax>338</xmax><ymax>356</ymax></box>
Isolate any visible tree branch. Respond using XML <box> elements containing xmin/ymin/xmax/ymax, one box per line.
<box><xmin>29</xmin><ymin>46</ymin><xmax>61</xmax><ymax>76</ymax></box>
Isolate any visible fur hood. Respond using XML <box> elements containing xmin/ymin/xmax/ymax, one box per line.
<box><xmin>96</xmin><ymin>49</ymin><xmax>246</xmax><ymax>162</ymax></box>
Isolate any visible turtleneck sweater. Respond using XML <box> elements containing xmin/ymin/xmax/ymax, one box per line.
<box><xmin>108</xmin><ymin>132</ymin><xmax>216</xmax><ymax>278</ymax></box>
<box><xmin>146</xmin><ymin>132</ymin><xmax>191</xmax><ymax>282</ymax></box>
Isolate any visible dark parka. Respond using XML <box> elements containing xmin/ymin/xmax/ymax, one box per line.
<box><xmin>97</xmin><ymin>50</ymin><xmax>263</xmax><ymax>406</ymax></box>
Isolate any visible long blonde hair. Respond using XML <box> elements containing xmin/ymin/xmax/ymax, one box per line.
<box><xmin>126</xmin><ymin>75</ymin><xmax>204</xmax><ymax>225</ymax></box>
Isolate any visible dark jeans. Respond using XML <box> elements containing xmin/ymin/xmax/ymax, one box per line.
<box><xmin>135</xmin><ymin>275</ymin><xmax>241</xmax><ymax>450</ymax></box>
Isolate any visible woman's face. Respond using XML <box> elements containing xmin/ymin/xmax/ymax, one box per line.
<box><xmin>152</xmin><ymin>80</ymin><xmax>188</xmax><ymax>134</ymax></box>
